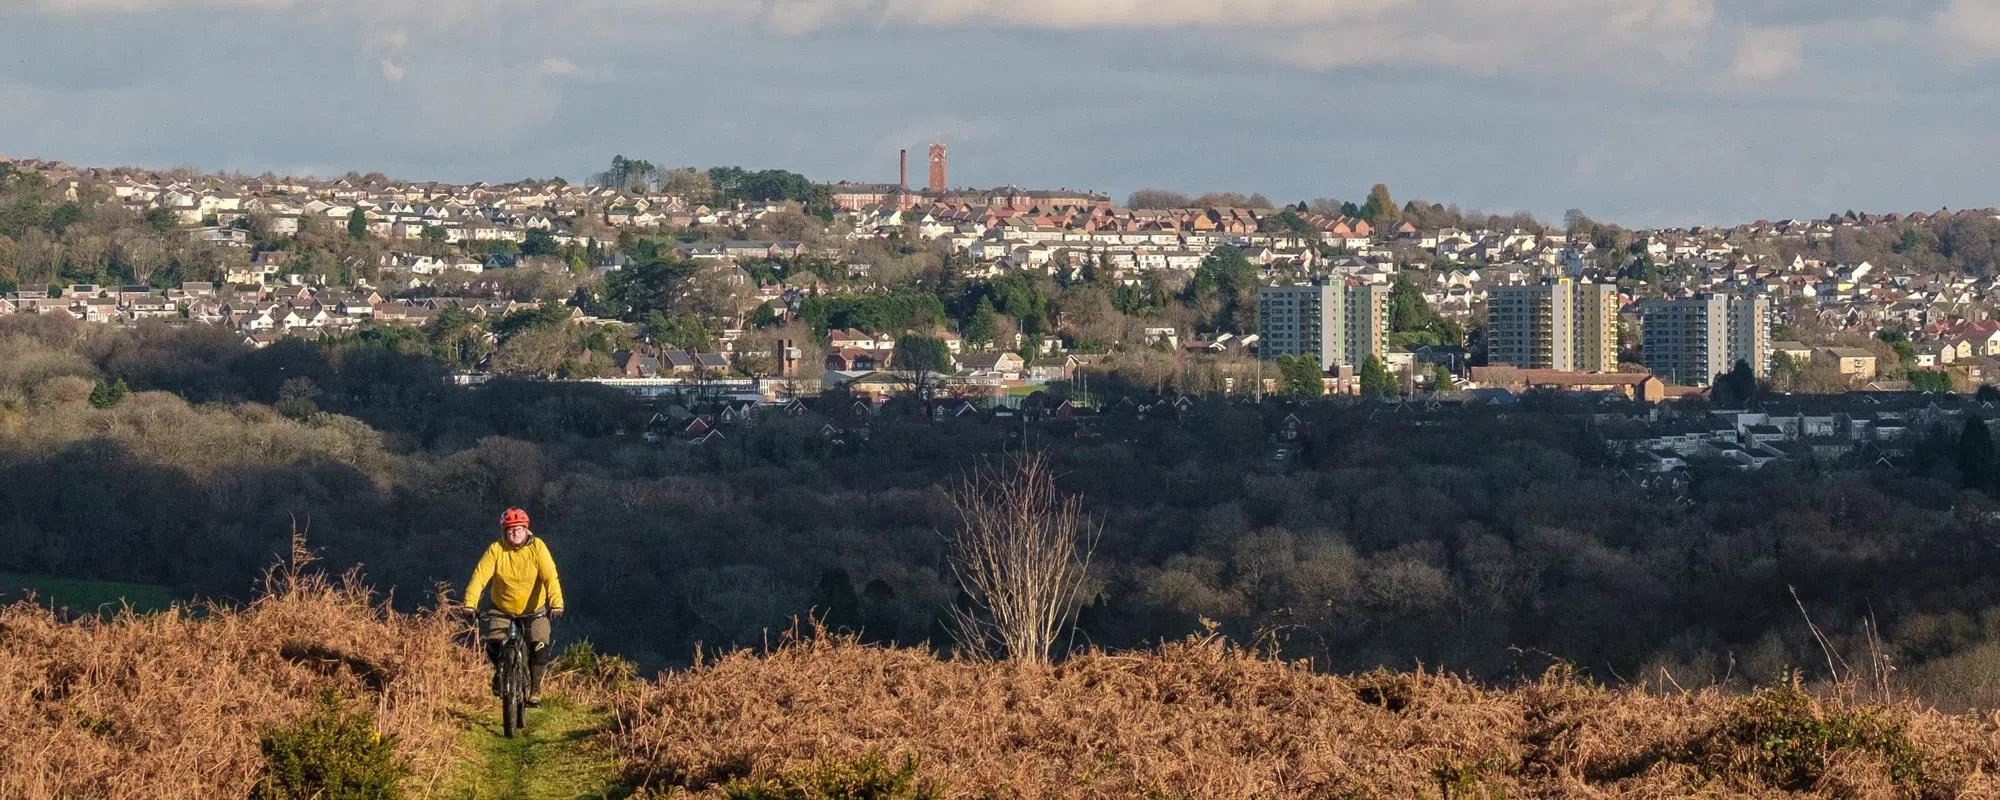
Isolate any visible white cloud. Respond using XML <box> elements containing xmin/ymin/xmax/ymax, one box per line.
<box><xmin>749</xmin><ymin>0</ymin><xmax>1717</xmax><ymax>76</ymax></box>
<box><xmin>1729</xmin><ymin>27</ymin><xmax>1804</xmax><ymax>80</ymax></box>
<box><xmin>379</xmin><ymin>58</ymin><xmax>405</xmax><ymax>81</ymax></box>
<box><xmin>1933</xmin><ymin>0</ymin><xmax>2000</xmax><ymax>64</ymax></box>
<box><xmin>756</xmin><ymin>0</ymin><xmax>1396</xmax><ymax>30</ymax></box>
<box><xmin>26</xmin><ymin>0</ymin><xmax>1720</xmax><ymax>78</ymax></box>
<box><xmin>536</xmin><ymin>57</ymin><xmax>578</xmax><ymax>77</ymax></box>
<box><xmin>37</xmin><ymin>0</ymin><xmax>293</xmax><ymax>9</ymax></box>
<box><xmin>1267</xmin><ymin>0</ymin><xmax>1714</xmax><ymax>76</ymax></box>
<box><xmin>20</xmin><ymin>0</ymin><xmax>1971</xmax><ymax>89</ymax></box>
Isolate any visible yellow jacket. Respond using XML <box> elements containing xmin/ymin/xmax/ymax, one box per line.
<box><xmin>464</xmin><ymin>536</ymin><xmax>565</xmax><ymax>616</ymax></box>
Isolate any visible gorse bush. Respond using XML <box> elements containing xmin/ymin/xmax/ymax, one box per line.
<box><xmin>723</xmin><ymin>753</ymin><xmax>938</xmax><ymax>800</ymax></box>
<box><xmin>1697</xmin><ymin>676</ymin><xmax>1928</xmax><ymax>794</ymax></box>
<box><xmin>253</xmin><ymin>688</ymin><xmax>409</xmax><ymax>800</ymax></box>
<box><xmin>554</xmin><ymin>639</ymin><xmax>638</xmax><ymax>687</ymax></box>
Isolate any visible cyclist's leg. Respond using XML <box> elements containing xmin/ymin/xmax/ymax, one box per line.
<box><xmin>479</xmin><ymin>615</ymin><xmax>509</xmax><ymax>695</ymax></box>
<box><xmin>526</xmin><ymin>615</ymin><xmax>554</xmax><ymax>701</ymax></box>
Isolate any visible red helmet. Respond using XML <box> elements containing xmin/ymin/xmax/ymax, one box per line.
<box><xmin>500</xmin><ymin>508</ymin><xmax>531</xmax><ymax>530</ymax></box>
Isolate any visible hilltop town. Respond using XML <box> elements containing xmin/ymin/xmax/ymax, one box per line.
<box><xmin>3</xmin><ymin>151</ymin><xmax>2000</xmax><ymax>470</ymax></box>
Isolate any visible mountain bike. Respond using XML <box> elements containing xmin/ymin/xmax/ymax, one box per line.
<box><xmin>482</xmin><ymin>609</ymin><xmax>546</xmax><ymax>738</ymax></box>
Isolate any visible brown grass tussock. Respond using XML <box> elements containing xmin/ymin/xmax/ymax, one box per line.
<box><xmin>0</xmin><ymin>555</ymin><xmax>484</xmax><ymax>799</ymax></box>
<box><xmin>616</xmin><ymin>632</ymin><xmax>2000</xmax><ymax>799</ymax></box>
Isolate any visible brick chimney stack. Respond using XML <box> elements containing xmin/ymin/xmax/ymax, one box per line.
<box><xmin>775</xmin><ymin>338</ymin><xmax>799</xmax><ymax>377</ymax></box>
<box><xmin>928</xmin><ymin>144</ymin><xmax>947</xmax><ymax>194</ymax></box>
<box><xmin>898</xmin><ymin>149</ymin><xmax>908</xmax><ymax>191</ymax></box>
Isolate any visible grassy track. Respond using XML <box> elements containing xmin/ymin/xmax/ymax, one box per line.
<box><xmin>442</xmin><ymin>693</ymin><xmax>633</xmax><ymax>800</ymax></box>
<box><xmin>0</xmin><ymin>572</ymin><xmax>179</xmax><ymax>614</ymax></box>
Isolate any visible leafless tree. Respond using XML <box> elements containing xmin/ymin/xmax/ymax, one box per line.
<box><xmin>658</xmin><ymin>168</ymin><xmax>715</xmax><ymax>202</ymax></box>
<box><xmin>946</xmin><ymin>451</ymin><xmax>1100</xmax><ymax>664</ymax></box>
<box><xmin>1192</xmin><ymin>192</ymin><xmax>1263</xmax><ymax>209</ymax></box>
<box><xmin>1127</xmin><ymin>189</ymin><xmax>1191</xmax><ymax>210</ymax></box>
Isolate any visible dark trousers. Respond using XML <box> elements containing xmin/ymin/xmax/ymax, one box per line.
<box><xmin>481</xmin><ymin>614</ymin><xmax>554</xmax><ymax>668</ymax></box>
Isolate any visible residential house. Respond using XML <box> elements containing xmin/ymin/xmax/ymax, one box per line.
<box><xmin>1814</xmin><ymin>347</ymin><xmax>1879</xmax><ymax>380</ymax></box>
<box><xmin>611</xmin><ymin>350</ymin><xmax>661</xmax><ymax>378</ymax></box>
<box><xmin>959</xmin><ymin>351</ymin><xmax>1026</xmax><ymax>378</ymax></box>
<box><xmin>826</xmin><ymin>348</ymin><xmax>880</xmax><ymax>372</ymax></box>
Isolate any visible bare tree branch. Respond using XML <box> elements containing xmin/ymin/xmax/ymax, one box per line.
<box><xmin>945</xmin><ymin>451</ymin><xmax>1100</xmax><ymax>665</ymax></box>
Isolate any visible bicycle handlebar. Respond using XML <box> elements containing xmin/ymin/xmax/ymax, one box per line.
<box><xmin>477</xmin><ymin>608</ymin><xmax>550</xmax><ymax>621</ymax></box>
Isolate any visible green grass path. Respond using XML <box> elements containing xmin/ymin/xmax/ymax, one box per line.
<box><xmin>441</xmin><ymin>694</ymin><xmax>633</xmax><ymax>800</ymax></box>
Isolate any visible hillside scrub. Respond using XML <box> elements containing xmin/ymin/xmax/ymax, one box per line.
<box><xmin>18</xmin><ymin>318</ymin><xmax>2000</xmax><ymax>709</ymax></box>
<box><xmin>616</xmin><ymin>633</ymin><xmax>2000</xmax><ymax>799</ymax></box>
<box><xmin>0</xmin><ymin>546</ymin><xmax>484</xmax><ymax>799</ymax></box>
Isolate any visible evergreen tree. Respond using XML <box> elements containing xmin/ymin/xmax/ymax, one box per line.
<box><xmin>346</xmin><ymin>209</ymin><xmax>368</xmax><ymax>239</ymax></box>
<box><xmin>1909</xmin><ymin>370</ymin><xmax>1954</xmax><ymax>394</ymax></box>
<box><xmin>1960</xmin><ymin>418</ymin><xmax>1995</xmax><ymax>491</ymax></box>
<box><xmin>1182</xmin><ymin>246</ymin><xmax>1258</xmax><ymax>334</ymax></box>
<box><xmin>1387</xmin><ymin>273</ymin><xmax>1429</xmax><ymax>333</ymax></box>
<box><xmin>934</xmin><ymin>256</ymin><xmax>962</xmax><ymax>315</ymax></box>
<box><xmin>808</xmin><ymin>568</ymin><xmax>861</xmax><ymax>630</ymax></box>
<box><xmin>1432</xmin><ymin>363</ymin><xmax>1455</xmax><ymax>392</ymax></box>
<box><xmin>88</xmin><ymin>378</ymin><xmax>130</xmax><ymax>409</ymax></box>
<box><xmin>1275</xmin><ymin>356</ymin><xmax>1323</xmax><ymax>396</ymax></box>
<box><xmin>1712</xmin><ymin>360</ymin><xmax>1757</xmax><ymax>408</ymax></box>
<box><xmin>892</xmin><ymin>334</ymin><xmax>952</xmax><ymax>374</ymax></box>
<box><xmin>1359</xmin><ymin>184</ymin><xmax>1399</xmax><ymax>223</ymax></box>
<box><xmin>965</xmin><ymin>298</ymin><xmax>999</xmax><ymax>348</ymax></box>
<box><xmin>1359</xmin><ymin>355</ymin><xmax>1397</xmax><ymax>397</ymax></box>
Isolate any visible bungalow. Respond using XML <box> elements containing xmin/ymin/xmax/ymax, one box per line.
<box><xmin>694</xmin><ymin>352</ymin><xmax>731</xmax><ymax>373</ymax></box>
<box><xmin>826</xmin><ymin>329</ymin><xmax>891</xmax><ymax>351</ymax></box>
<box><xmin>661</xmin><ymin>350</ymin><xmax>697</xmax><ymax>374</ymax></box>
<box><xmin>195</xmin><ymin>226</ymin><xmax>250</xmax><ymax>247</ymax></box>
<box><xmin>959</xmin><ymin>351</ymin><xmax>1026</xmax><ymax>378</ymax></box>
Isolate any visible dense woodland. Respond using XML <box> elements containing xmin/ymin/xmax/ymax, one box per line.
<box><xmin>5</xmin><ymin>315</ymin><xmax>2000</xmax><ymax>709</ymax></box>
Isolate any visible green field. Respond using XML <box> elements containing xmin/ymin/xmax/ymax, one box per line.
<box><xmin>0</xmin><ymin>573</ymin><xmax>180</xmax><ymax>614</ymax></box>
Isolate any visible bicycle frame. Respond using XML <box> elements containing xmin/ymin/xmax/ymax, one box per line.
<box><xmin>481</xmin><ymin>609</ymin><xmax>547</xmax><ymax>737</ymax></box>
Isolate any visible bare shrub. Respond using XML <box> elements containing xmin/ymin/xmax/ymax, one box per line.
<box><xmin>944</xmin><ymin>451</ymin><xmax>1099</xmax><ymax>665</ymax></box>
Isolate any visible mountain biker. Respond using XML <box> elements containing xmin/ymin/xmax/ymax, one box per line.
<box><xmin>462</xmin><ymin>507</ymin><xmax>565</xmax><ymax>706</ymax></box>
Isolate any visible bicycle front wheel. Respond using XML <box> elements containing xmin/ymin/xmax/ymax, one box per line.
<box><xmin>500</xmin><ymin>647</ymin><xmax>523</xmax><ymax>737</ymax></box>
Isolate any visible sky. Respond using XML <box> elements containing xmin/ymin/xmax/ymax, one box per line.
<box><xmin>2</xmin><ymin>0</ymin><xmax>1997</xmax><ymax>227</ymax></box>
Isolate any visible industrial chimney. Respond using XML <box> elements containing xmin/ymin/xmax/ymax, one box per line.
<box><xmin>928</xmin><ymin>144</ymin><xmax>947</xmax><ymax>194</ymax></box>
<box><xmin>898</xmin><ymin>149</ymin><xmax>908</xmax><ymax>191</ymax></box>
